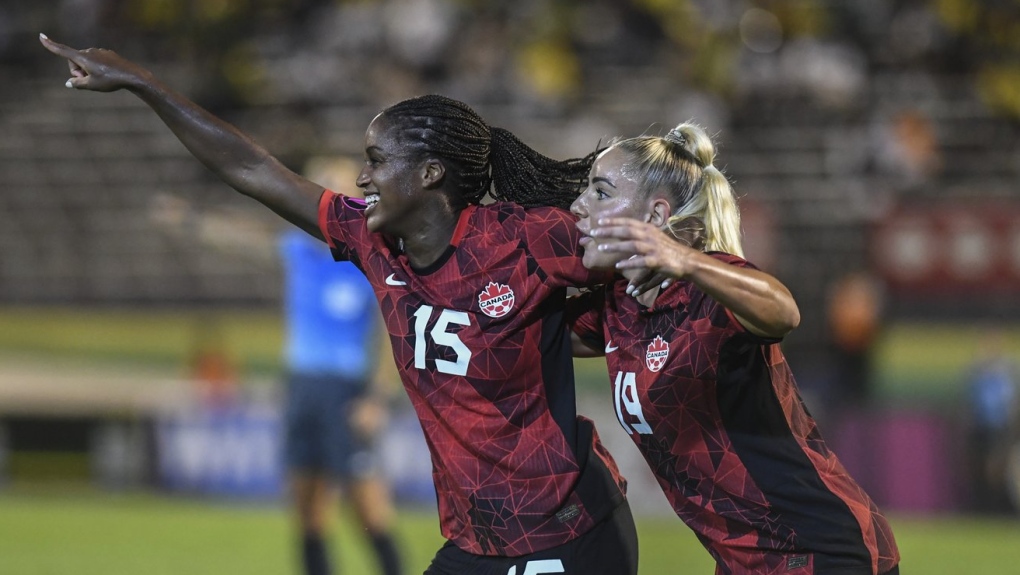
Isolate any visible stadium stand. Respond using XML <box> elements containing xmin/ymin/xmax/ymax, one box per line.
<box><xmin>1</xmin><ymin>0</ymin><xmax>1018</xmax><ymax>388</ymax></box>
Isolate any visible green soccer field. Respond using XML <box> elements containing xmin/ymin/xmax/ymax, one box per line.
<box><xmin>1</xmin><ymin>489</ymin><xmax>1019</xmax><ymax>574</ymax></box>
<box><xmin>3</xmin><ymin>309</ymin><xmax>1020</xmax><ymax>573</ymax></box>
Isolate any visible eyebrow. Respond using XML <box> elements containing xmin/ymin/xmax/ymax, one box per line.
<box><xmin>592</xmin><ymin>176</ymin><xmax>616</xmax><ymax>188</ymax></box>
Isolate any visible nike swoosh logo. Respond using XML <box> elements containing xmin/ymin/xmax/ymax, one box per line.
<box><xmin>385</xmin><ymin>273</ymin><xmax>407</xmax><ymax>286</ymax></box>
<box><xmin>605</xmin><ymin>341</ymin><xmax>619</xmax><ymax>353</ymax></box>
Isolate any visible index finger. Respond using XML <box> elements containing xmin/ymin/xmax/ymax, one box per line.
<box><xmin>591</xmin><ymin>217</ymin><xmax>654</xmax><ymax>240</ymax></box>
<box><xmin>590</xmin><ymin>224</ymin><xmax>640</xmax><ymax>240</ymax></box>
<box><xmin>596</xmin><ymin>217</ymin><xmax>647</xmax><ymax>228</ymax></box>
<box><xmin>39</xmin><ymin>33</ymin><xmax>81</xmax><ymax>60</ymax></box>
<box><xmin>595</xmin><ymin>218</ymin><xmax>659</xmax><ymax>236</ymax></box>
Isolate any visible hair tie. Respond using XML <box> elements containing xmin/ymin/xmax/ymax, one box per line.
<box><xmin>664</xmin><ymin>128</ymin><xmax>686</xmax><ymax>146</ymax></box>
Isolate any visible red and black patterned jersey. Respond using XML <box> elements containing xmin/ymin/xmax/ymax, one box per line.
<box><xmin>568</xmin><ymin>253</ymin><xmax>899</xmax><ymax>575</ymax></box>
<box><xmin>318</xmin><ymin>191</ymin><xmax>627</xmax><ymax>557</ymax></box>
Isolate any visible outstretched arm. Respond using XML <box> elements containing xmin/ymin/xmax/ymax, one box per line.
<box><xmin>592</xmin><ymin>218</ymin><xmax>801</xmax><ymax>339</ymax></box>
<box><xmin>39</xmin><ymin>34</ymin><xmax>324</xmax><ymax>237</ymax></box>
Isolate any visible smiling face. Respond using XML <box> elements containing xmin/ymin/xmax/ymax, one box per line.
<box><xmin>570</xmin><ymin>146</ymin><xmax>652</xmax><ymax>270</ymax></box>
<box><xmin>356</xmin><ymin>114</ymin><xmax>428</xmax><ymax>235</ymax></box>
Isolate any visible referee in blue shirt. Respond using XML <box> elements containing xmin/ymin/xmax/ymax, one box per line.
<box><xmin>281</xmin><ymin>157</ymin><xmax>403</xmax><ymax>575</ymax></box>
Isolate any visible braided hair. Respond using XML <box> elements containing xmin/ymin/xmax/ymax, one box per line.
<box><xmin>381</xmin><ymin>95</ymin><xmax>596</xmax><ymax>209</ymax></box>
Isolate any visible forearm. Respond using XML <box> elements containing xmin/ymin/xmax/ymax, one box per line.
<box><xmin>684</xmin><ymin>253</ymin><xmax>800</xmax><ymax>338</ymax></box>
<box><xmin>41</xmin><ymin>35</ymin><xmax>326</xmax><ymax>236</ymax></box>
<box><xmin>128</xmin><ymin>75</ymin><xmax>323</xmax><ymax>236</ymax></box>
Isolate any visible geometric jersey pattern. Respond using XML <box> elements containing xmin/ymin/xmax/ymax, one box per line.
<box><xmin>568</xmin><ymin>252</ymin><xmax>899</xmax><ymax>574</ymax></box>
<box><xmin>319</xmin><ymin>191</ymin><xmax>627</xmax><ymax>556</ymax></box>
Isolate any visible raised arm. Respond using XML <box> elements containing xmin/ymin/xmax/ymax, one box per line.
<box><xmin>39</xmin><ymin>34</ymin><xmax>324</xmax><ymax>237</ymax></box>
<box><xmin>593</xmin><ymin>218</ymin><xmax>801</xmax><ymax>339</ymax></box>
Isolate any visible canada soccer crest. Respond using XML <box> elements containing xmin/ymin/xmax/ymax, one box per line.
<box><xmin>478</xmin><ymin>282</ymin><xmax>515</xmax><ymax>318</ymax></box>
<box><xmin>645</xmin><ymin>335</ymin><xmax>669</xmax><ymax>372</ymax></box>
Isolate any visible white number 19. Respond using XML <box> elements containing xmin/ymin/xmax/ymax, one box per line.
<box><xmin>614</xmin><ymin>371</ymin><xmax>652</xmax><ymax>435</ymax></box>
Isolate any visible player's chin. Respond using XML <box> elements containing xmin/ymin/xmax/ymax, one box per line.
<box><xmin>365</xmin><ymin>210</ymin><xmax>385</xmax><ymax>234</ymax></box>
<box><xmin>581</xmin><ymin>247</ymin><xmax>617</xmax><ymax>271</ymax></box>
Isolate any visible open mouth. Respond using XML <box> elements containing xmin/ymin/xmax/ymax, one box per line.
<box><xmin>365</xmin><ymin>194</ymin><xmax>379</xmax><ymax>210</ymax></box>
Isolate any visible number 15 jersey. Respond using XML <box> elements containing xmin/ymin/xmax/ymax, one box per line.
<box><xmin>318</xmin><ymin>191</ymin><xmax>627</xmax><ymax>557</ymax></box>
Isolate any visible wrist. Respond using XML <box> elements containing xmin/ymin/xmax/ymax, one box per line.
<box><xmin>128</xmin><ymin>69</ymin><xmax>164</xmax><ymax>97</ymax></box>
<box><xmin>677</xmin><ymin>248</ymin><xmax>712</xmax><ymax>281</ymax></box>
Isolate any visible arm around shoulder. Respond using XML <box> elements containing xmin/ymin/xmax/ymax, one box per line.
<box><xmin>685</xmin><ymin>253</ymin><xmax>801</xmax><ymax>339</ymax></box>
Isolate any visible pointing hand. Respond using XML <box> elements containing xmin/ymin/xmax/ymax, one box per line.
<box><xmin>39</xmin><ymin>33</ymin><xmax>150</xmax><ymax>92</ymax></box>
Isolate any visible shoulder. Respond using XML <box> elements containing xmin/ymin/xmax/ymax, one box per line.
<box><xmin>480</xmin><ymin>202</ymin><xmax>572</xmax><ymax>222</ymax></box>
<box><xmin>330</xmin><ymin>192</ymin><xmax>368</xmax><ymax>217</ymax></box>
<box><xmin>522</xmin><ymin>205</ymin><xmax>578</xmax><ymax>226</ymax></box>
<box><xmin>706</xmin><ymin>251</ymin><xmax>759</xmax><ymax>271</ymax></box>
<box><xmin>516</xmin><ymin>205</ymin><xmax>580</xmax><ymax>242</ymax></box>
<box><xmin>473</xmin><ymin>203</ymin><xmax>578</xmax><ymax>238</ymax></box>
<box><xmin>319</xmin><ymin>191</ymin><xmax>368</xmax><ymax>242</ymax></box>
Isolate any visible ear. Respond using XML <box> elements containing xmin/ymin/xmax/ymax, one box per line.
<box><xmin>421</xmin><ymin>158</ymin><xmax>445</xmax><ymax>189</ymax></box>
<box><xmin>646</xmin><ymin>196</ymin><xmax>672</xmax><ymax>227</ymax></box>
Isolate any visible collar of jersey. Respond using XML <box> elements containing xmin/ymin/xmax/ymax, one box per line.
<box><xmin>407</xmin><ymin>204</ymin><xmax>477</xmax><ymax>276</ymax></box>
<box><xmin>626</xmin><ymin>280</ymin><xmax>683</xmax><ymax>315</ymax></box>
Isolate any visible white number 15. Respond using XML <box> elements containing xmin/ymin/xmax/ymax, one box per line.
<box><xmin>412</xmin><ymin>305</ymin><xmax>472</xmax><ymax>376</ymax></box>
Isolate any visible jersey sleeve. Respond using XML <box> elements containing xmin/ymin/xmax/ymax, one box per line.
<box><xmin>317</xmin><ymin>189</ymin><xmax>370</xmax><ymax>266</ymax></box>
<box><xmin>707</xmin><ymin>251</ymin><xmax>758</xmax><ymax>270</ymax></box>
<box><xmin>566</xmin><ymin>286</ymin><xmax>607</xmax><ymax>352</ymax></box>
<box><xmin>522</xmin><ymin>207</ymin><xmax>612</xmax><ymax>288</ymax></box>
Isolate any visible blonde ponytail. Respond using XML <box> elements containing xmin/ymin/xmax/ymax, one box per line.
<box><xmin>664</xmin><ymin>123</ymin><xmax>743</xmax><ymax>257</ymax></box>
<box><xmin>611</xmin><ymin>122</ymin><xmax>744</xmax><ymax>256</ymax></box>
<box><xmin>698</xmin><ymin>165</ymin><xmax>743</xmax><ymax>257</ymax></box>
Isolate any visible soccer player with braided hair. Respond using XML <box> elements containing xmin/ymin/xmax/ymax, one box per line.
<box><xmin>566</xmin><ymin>123</ymin><xmax>901</xmax><ymax>574</ymax></box>
<box><xmin>41</xmin><ymin>35</ymin><xmax>637</xmax><ymax>575</ymax></box>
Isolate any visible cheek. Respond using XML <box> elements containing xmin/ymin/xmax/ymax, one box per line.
<box><xmin>586</xmin><ymin>201</ymin><xmax>614</xmax><ymax>220</ymax></box>
<box><xmin>594</xmin><ymin>199</ymin><xmax>641</xmax><ymax>222</ymax></box>
<box><xmin>581</xmin><ymin>239</ymin><xmax>622</xmax><ymax>270</ymax></box>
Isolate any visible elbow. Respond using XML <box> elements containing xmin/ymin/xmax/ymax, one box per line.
<box><xmin>773</xmin><ymin>295</ymin><xmax>801</xmax><ymax>338</ymax></box>
<box><xmin>783</xmin><ymin>305</ymin><xmax>801</xmax><ymax>336</ymax></box>
<box><xmin>772</xmin><ymin>283</ymin><xmax>800</xmax><ymax>337</ymax></box>
<box><xmin>761</xmin><ymin>299</ymin><xmax>800</xmax><ymax>340</ymax></box>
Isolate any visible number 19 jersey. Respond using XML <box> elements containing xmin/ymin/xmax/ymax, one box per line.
<box><xmin>318</xmin><ymin>191</ymin><xmax>627</xmax><ymax>557</ymax></box>
<box><xmin>568</xmin><ymin>253</ymin><xmax>899</xmax><ymax>575</ymax></box>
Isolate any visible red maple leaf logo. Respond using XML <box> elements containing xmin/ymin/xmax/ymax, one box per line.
<box><xmin>645</xmin><ymin>335</ymin><xmax>670</xmax><ymax>372</ymax></box>
<box><xmin>478</xmin><ymin>282</ymin><xmax>515</xmax><ymax>318</ymax></box>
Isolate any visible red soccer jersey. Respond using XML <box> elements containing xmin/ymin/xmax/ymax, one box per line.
<box><xmin>568</xmin><ymin>253</ymin><xmax>899</xmax><ymax>575</ymax></box>
<box><xmin>319</xmin><ymin>191</ymin><xmax>626</xmax><ymax>556</ymax></box>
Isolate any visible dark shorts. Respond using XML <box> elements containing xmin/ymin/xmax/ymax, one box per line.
<box><xmin>423</xmin><ymin>499</ymin><xmax>638</xmax><ymax>575</ymax></box>
<box><xmin>284</xmin><ymin>372</ymin><xmax>377</xmax><ymax>480</ymax></box>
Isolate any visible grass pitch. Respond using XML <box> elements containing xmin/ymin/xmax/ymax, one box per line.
<box><xmin>1</xmin><ymin>489</ymin><xmax>1019</xmax><ymax>574</ymax></box>
<box><xmin>3</xmin><ymin>311</ymin><xmax>1020</xmax><ymax>573</ymax></box>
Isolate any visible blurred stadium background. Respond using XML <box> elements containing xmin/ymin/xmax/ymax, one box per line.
<box><xmin>2</xmin><ymin>0</ymin><xmax>1020</xmax><ymax>573</ymax></box>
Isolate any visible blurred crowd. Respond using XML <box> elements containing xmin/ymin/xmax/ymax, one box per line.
<box><xmin>2</xmin><ymin>0</ymin><xmax>1020</xmax><ymax>401</ymax></box>
<box><xmin>5</xmin><ymin>0</ymin><xmax>1020</xmax><ymax>120</ymax></box>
